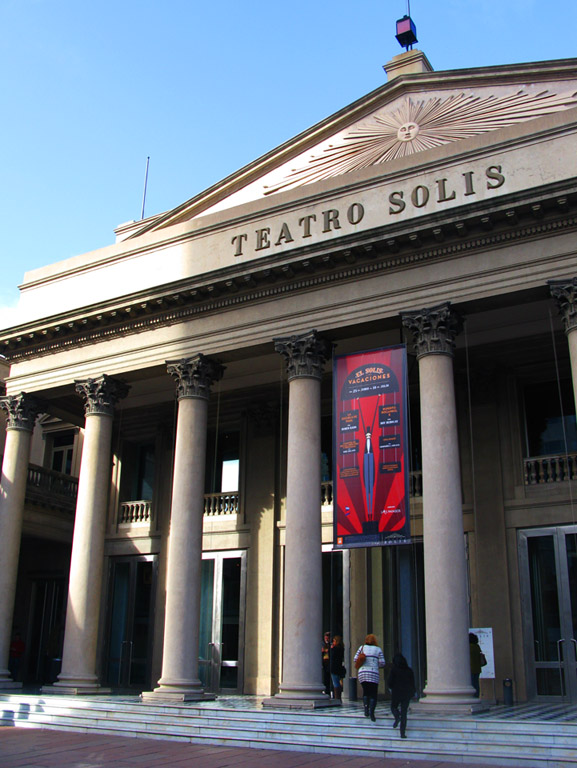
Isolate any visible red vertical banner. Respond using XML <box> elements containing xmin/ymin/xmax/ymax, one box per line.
<box><xmin>333</xmin><ymin>345</ymin><xmax>411</xmax><ymax>548</ymax></box>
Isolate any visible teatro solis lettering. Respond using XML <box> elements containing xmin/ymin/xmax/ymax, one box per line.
<box><xmin>388</xmin><ymin>165</ymin><xmax>505</xmax><ymax>214</ymax></box>
<box><xmin>231</xmin><ymin>165</ymin><xmax>506</xmax><ymax>256</ymax></box>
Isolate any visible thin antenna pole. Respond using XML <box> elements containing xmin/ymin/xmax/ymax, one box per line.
<box><xmin>407</xmin><ymin>0</ymin><xmax>411</xmax><ymax>16</ymax></box>
<box><xmin>140</xmin><ymin>156</ymin><xmax>150</xmax><ymax>220</ymax></box>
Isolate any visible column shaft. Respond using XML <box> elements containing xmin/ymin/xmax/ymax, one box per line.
<box><xmin>279</xmin><ymin>376</ymin><xmax>324</xmax><ymax>698</ymax></box>
<box><xmin>54</xmin><ymin>412</ymin><xmax>113</xmax><ymax>690</ymax></box>
<box><xmin>48</xmin><ymin>374</ymin><xmax>128</xmax><ymax>694</ymax></box>
<box><xmin>419</xmin><ymin>353</ymin><xmax>472</xmax><ymax>700</ymax></box>
<box><xmin>0</xmin><ymin>427</ymin><xmax>33</xmax><ymax>685</ymax></box>
<box><xmin>264</xmin><ymin>329</ymin><xmax>334</xmax><ymax>708</ymax></box>
<box><xmin>154</xmin><ymin>395</ymin><xmax>207</xmax><ymax>693</ymax></box>
<box><xmin>401</xmin><ymin>304</ymin><xmax>476</xmax><ymax>710</ymax></box>
<box><xmin>144</xmin><ymin>354</ymin><xmax>223</xmax><ymax>702</ymax></box>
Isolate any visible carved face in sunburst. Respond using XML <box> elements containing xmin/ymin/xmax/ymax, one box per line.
<box><xmin>264</xmin><ymin>89</ymin><xmax>577</xmax><ymax>196</ymax></box>
<box><xmin>397</xmin><ymin>122</ymin><xmax>420</xmax><ymax>142</ymax></box>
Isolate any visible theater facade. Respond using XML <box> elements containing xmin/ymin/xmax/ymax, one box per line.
<box><xmin>1</xmin><ymin>49</ymin><xmax>577</xmax><ymax>708</ymax></box>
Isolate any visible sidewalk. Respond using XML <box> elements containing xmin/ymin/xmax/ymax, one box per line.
<box><xmin>0</xmin><ymin>727</ymin><xmax>514</xmax><ymax>768</ymax></box>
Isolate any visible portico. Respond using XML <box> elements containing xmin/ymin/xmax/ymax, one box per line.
<box><xmin>0</xmin><ymin>50</ymin><xmax>576</xmax><ymax>709</ymax></box>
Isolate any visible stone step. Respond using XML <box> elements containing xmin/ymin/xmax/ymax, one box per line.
<box><xmin>1</xmin><ymin>694</ymin><xmax>576</xmax><ymax>767</ymax></box>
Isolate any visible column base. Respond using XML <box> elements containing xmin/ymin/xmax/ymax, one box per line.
<box><xmin>41</xmin><ymin>684</ymin><xmax>112</xmax><ymax>696</ymax></box>
<box><xmin>0</xmin><ymin>680</ymin><xmax>23</xmax><ymax>690</ymax></box>
<box><xmin>414</xmin><ymin>694</ymin><xmax>488</xmax><ymax>715</ymax></box>
<box><xmin>263</xmin><ymin>684</ymin><xmax>339</xmax><ymax>709</ymax></box>
<box><xmin>141</xmin><ymin>687</ymin><xmax>216</xmax><ymax>703</ymax></box>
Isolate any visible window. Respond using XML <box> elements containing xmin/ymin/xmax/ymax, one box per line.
<box><xmin>119</xmin><ymin>442</ymin><xmax>155</xmax><ymax>502</ymax></box>
<box><xmin>50</xmin><ymin>433</ymin><xmax>75</xmax><ymax>474</ymax></box>
<box><xmin>524</xmin><ymin>380</ymin><xmax>577</xmax><ymax>457</ymax></box>
<box><xmin>206</xmin><ymin>430</ymin><xmax>239</xmax><ymax>494</ymax></box>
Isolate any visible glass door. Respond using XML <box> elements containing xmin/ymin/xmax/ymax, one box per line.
<box><xmin>198</xmin><ymin>551</ymin><xmax>246</xmax><ymax>693</ymax></box>
<box><xmin>104</xmin><ymin>555</ymin><xmax>156</xmax><ymax>690</ymax></box>
<box><xmin>519</xmin><ymin>526</ymin><xmax>577</xmax><ymax>701</ymax></box>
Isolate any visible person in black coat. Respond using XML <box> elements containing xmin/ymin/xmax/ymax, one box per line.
<box><xmin>329</xmin><ymin>635</ymin><xmax>345</xmax><ymax>700</ymax></box>
<box><xmin>387</xmin><ymin>653</ymin><xmax>416</xmax><ymax>739</ymax></box>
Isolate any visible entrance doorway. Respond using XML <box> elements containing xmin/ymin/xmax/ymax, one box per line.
<box><xmin>199</xmin><ymin>551</ymin><xmax>246</xmax><ymax>693</ymax></box>
<box><xmin>25</xmin><ymin>576</ymin><xmax>67</xmax><ymax>685</ymax></box>
<box><xmin>104</xmin><ymin>555</ymin><xmax>157</xmax><ymax>690</ymax></box>
<box><xmin>519</xmin><ymin>526</ymin><xmax>577</xmax><ymax>701</ymax></box>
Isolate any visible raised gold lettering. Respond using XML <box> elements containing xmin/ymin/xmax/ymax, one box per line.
<box><xmin>255</xmin><ymin>228</ymin><xmax>271</xmax><ymax>250</ymax></box>
<box><xmin>231</xmin><ymin>233</ymin><xmax>247</xmax><ymax>257</ymax></box>
<box><xmin>322</xmin><ymin>209</ymin><xmax>341</xmax><ymax>233</ymax></box>
<box><xmin>347</xmin><ymin>202</ymin><xmax>365</xmax><ymax>225</ymax></box>
<box><xmin>436</xmin><ymin>178</ymin><xmax>456</xmax><ymax>203</ymax></box>
<box><xmin>411</xmin><ymin>185</ymin><xmax>430</xmax><ymax>208</ymax></box>
<box><xmin>462</xmin><ymin>171</ymin><xmax>475</xmax><ymax>196</ymax></box>
<box><xmin>299</xmin><ymin>214</ymin><xmax>317</xmax><ymax>237</ymax></box>
<box><xmin>275</xmin><ymin>223</ymin><xmax>294</xmax><ymax>246</ymax></box>
<box><xmin>389</xmin><ymin>191</ymin><xmax>405</xmax><ymax>214</ymax></box>
<box><xmin>486</xmin><ymin>165</ymin><xmax>505</xmax><ymax>189</ymax></box>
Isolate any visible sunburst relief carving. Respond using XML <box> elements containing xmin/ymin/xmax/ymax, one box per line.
<box><xmin>264</xmin><ymin>89</ymin><xmax>577</xmax><ymax>195</ymax></box>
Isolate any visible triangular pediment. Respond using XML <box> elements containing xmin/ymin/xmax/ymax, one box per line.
<box><xmin>128</xmin><ymin>56</ymin><xmax>577</xmax><ymax>239</ymax></box>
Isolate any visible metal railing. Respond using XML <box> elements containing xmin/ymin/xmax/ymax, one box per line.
<box><xmin>524</xmin><ymin>453</ymin><xmax>577</xmax><ymax>485</ymax></box>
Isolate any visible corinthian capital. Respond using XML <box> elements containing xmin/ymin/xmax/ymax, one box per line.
<box><xmin>75</xmin><ymin>375</ymin><xmax>130</xmax><ymax>416</ymax></box>
<box><xmin>274</xmin><ymin>329</ymin><xmax>331</xmax><ymax>381</ymax></box>
<box><xmin>0</xmin><ymin>392</ymin><xmax>45</xmax><ymax>431</ymax></box>
<box><xmin>549</xmin><ymin>278</ymin><xmax>577</xmax><ymax>334</ymax></box>
<box><xmin>401</xmin><ymin>302</ymin><xmax>463</xmax><ymax>359</ymax></box>
<box><xmin>166</xmin><ymin>355</ymin><xmax>225</xmax><ymax>400</ymax></box>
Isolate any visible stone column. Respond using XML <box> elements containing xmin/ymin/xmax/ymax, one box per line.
<box><xmin>401</xmin><ymin>303</ymin><xmax>477</xmax><ymax>710</ymax></box>
<box><xmin>550</xmin><ymin>278</ymin><xmax>577</xmax><ymax>409</ymax></box>
<box><xmin>0</xmin><ymin>393</ymin><xmax>43</xmax><ymax>688</ymax></box>
<box><xmin>143</xmin><ymin>354</ymin><xmax>224</xmax><ymax>702</ymax></box>
<box><xmin>264</xmin><ymin>329</ymin><xmax>334</xmax><ymax>708</ymax></box>
<box><xmin>49</xmin><ymin>375</ymin><xmax>129</xmax><ymax>694</ymax></box>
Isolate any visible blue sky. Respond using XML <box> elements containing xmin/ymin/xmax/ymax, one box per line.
<box><xmin>1</xmin><ymin>0</ymin><xmax>576</xmax><ymax>327</ymax></box>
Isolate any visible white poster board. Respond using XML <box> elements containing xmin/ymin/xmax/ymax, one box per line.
<box><xmin>470</xmin><ymin>627</ymin><xmax>495</xmax><ymax>679</ymax></box>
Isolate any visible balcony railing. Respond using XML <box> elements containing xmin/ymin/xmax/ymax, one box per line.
<box><xmin>119</xmin><ymin>500</ymin><xmax>152</xmax><ymax>524</ymax></box>
<box><xmin>524</xmin><ymin>453</ymin><xmax>577</xmax><ymax>485</ymax></box>
<box><xmin>25</xmin><ymin>463</ymin><xmax>79</xmax><ymax>512</ymax></box>
<box><xmin>204</xmin><ymin>492</ymin><xmax>240</xmax><ymax>516</ymax></box>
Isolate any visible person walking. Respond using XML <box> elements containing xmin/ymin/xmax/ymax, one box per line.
<box><xmin>469</xmin><ymin>632</ymin><xmax>485</xmax><ymax>698</ymax></box>
<box><xmin>387</xmin><ymin>653</ymin><xmax>416</xmax><ymax>739</ymax></box>
<box><xmin>354</xmin><ymin>633</ymin><xmax>385</xmax><ymax>722</ymax></box>
<box><xmin>330</xmin><ymin>635</ymin><xmax>346</xmax><ymax>700</ymax></box>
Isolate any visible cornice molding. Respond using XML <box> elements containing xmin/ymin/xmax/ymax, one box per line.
<box><xmin>2</xmin><ymin>204</ymin><xmax>576</xmax><ymax>363</ymax></box>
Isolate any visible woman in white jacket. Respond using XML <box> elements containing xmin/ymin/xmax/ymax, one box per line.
<box><xmin>354</xmin><ymin>633</ymin><xmax>386</xmax><ymax>722</ymax></box>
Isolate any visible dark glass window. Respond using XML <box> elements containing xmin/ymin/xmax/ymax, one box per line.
<box><xmin>51</xmin><ymin>432</ymin><xmax>75</xmax><ymax>474</ymax></box>
<box><xmin>524</xmin><ymin>380</ymin><xmax>577</xmax><ymax>457</ymax></box>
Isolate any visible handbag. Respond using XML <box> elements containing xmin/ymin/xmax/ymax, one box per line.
<box><xmin>339</xmin><ymin>666</ymin><xmax>346</xmax><ymax>678</ymax></box>
<box><xmin>354</xmin><ymin>646</ymin><xmax>366</xmax><ymax>670</ymax></box>
<box><xmin>480</xmin><ymin>652</ymin><xmax>487</xmax><ymax>667</ymax></box>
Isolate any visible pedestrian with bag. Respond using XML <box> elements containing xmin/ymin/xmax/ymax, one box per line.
<box><xmin>354</xmin><ymin>633</ymin><xmax>385</xmax><ymax>722</ymax></box>
<box><xmin>387</xmin><ymin>653</ymin><xmax>416</xmax><ymax>739</ymax></box>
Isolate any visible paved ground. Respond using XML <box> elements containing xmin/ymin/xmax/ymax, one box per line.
<box><xmin>0</xmin><ymin>727</ymin><xmax>514</xmax><ymax>768</ymax></box>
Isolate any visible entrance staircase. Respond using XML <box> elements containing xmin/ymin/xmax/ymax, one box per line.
<box><xmin>1</xmin><ymin>693</ymin><xmax>577</xmax><ymax>767</ymax></box>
